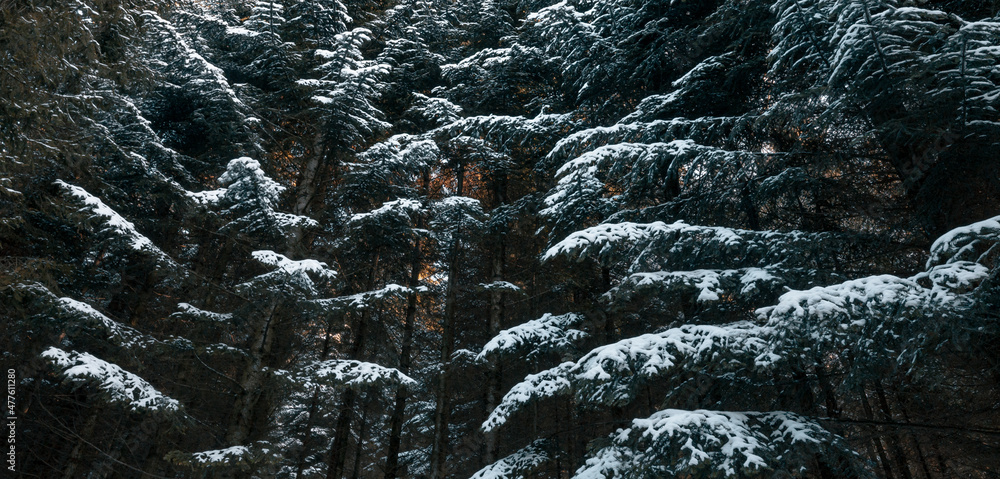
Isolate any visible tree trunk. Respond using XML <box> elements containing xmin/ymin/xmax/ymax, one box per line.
<box><xmin>227</xmin><ymin>302</ymin><xmax>279</xmax><ymax>445</ymax></box>
<box><xmin>62</xmin><ymin>410</ymin><xmax>99</xmax><ymax>479</ymax></box>
<box><xmin>295</xmin><ymin>318</ymin><xmax>337</xmax><ymax>479</ymax></box>
<box><xmin>860</xmin><ymin>388</ymin><xmax>896</xmax><ymax>479</ymax></box>
<box><xmin>484</xmin><ymin>237</ymin><xmax>506</xmax><ymax>464</ymax></box>
<box><xmin>385</xmin><ymin>228</ymin><xmax>422</xmax><ymax>479</ymax></box>
<box><xmin>874</xmin><ymin>382</ymin><xmax>913</xmax><ymax>479</ymax></box>
<box><xmin>327</xmin><ymin>254</ymin><xmax>380</xmax><ymax>479</ymax></box>
<box><xmin>350</xmin><ymin>393</ymin><xmax>371</xmax><ymax>479</ymax></box>
<box><xmin>431</xmin><ymin>165</ymin><xmax>465</xmax><ymax>479</ymax></box>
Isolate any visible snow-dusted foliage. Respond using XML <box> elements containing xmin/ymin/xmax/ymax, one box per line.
<box><xmin>237</xmin><ymin>250</ymin><xmax>335</xmax><ymax>299</ymax></box>
<box><xmin>165</xmin><ymin>443</ymin><xmax>278</xmax><ymax>472</ymax></box>
<box><xmin>349</xmin><ymin>198</ymin><xmax>424</xmax><ymax>224</ymax></box>
<box><xmin>56</xmin><ymin>180</ymin><xmax>178</xmax><ymax>267</ymax></box>
<box><xmin>760</xmin><ymin>260</ymin><xmax>990</xmax><ymax>372</ymax></box>
<box><xmin>543</xmin><ymin>220</ymin><xmax>833</xmax><ymax>273</ymax></box>
<box><xmin>575</xmin><ymin>409</ymin><xmax>849</xmax><ymax>479</ymax></box>
<box><xmin>295</xmin><ymin>359</ymin><xmax>416</xmax><ymax>389</ymax></box>
<box><xmin>477</xmin><ymin>313</ymin><xmax>587</xmax><ymax>361</ymax></box>
<box><xmin>483</xmin><ymin>362</ymin><xmax>573</xmax><ymax>432</ymax></box>
<box><xmin>54</xmin><ymin>296</ymin><xmax>158</xmax><ymax>349</ymax></box>
<box><xmin>540</xmin><ymin>140</ymin><xmax>696</xmax><ymax>234</ymax></box>
<box><xmin>605</xmin><ymin>267</ymin><xmax>785</xmax><ymax>307</ymax></box>
<box><xmin>485</xmin><ymin>322</ymin><xmax>773</xmax><ymax>431</ymax></box>
<box><xmin>171</xmin><ymin>303</ymin><xmax>232</xmax><ymax>323</ymax></box>
<box><xmin>299</xmin><ymin>28</ymin><xmax>390</xmax><ymax>148</ymax></box>
<box><xmin>42</xmin><ymin>347</ymin><xmax>180</xmax><ymax>412</ymax></box>
<box><xmin>468</xmin><ymin>440</ymin><xmax>552</xmax><ymax>479</ymax></box>
<box><xmin>213</xmin><ymin>157</ymin><xmax>317</xmax><ymax>235</ymax></box>
<box><xmin>927</xmin><ymin>215</ymin><xmax>1000</xmax><ymax>268</ymax></box>
<box><xmin>315</xmin><ymin>284</ymin><xmax>413</xmax><ymax>312</ymax></box>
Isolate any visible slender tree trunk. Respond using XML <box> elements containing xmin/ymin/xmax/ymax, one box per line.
<box><xmin>327</xmin><ymin>389</ymin><xmax>357</xmax><ymax>479</ymax></box>
<box><xmin>860</xmin><ymin>389</ymin><xmax>896</xmax><ymax>479</ymax></box>
<box><xmin>385</xmin><ymin>226</ymin><xmax>422</xmax><ymax>479</ymax></box>
<box><xmin>350</xmin><ymin>394</ymin><xmax>370</xmax><ymax>479</ymax></box>
<box><xmin>484</xmin><ymin>237</ymin><xmax>506</xmax><ymax>464</ymax></box>
<box><xmin>891</xmin><ymin>390</ymin><xmax>934</xmax><ymax>479</ymax></box>
<box><xmin>293</xmin><ymin>138</ymin><xmax>328</xmax><ymax>215</ymax></box>
<box><xmin>431</xmin><ymin>165</ymin><xmax>465</xmax><ymax>479</ymax></box>
<box><xmin>327</xmin><ymin>254</ymin><xmax>380</xmax><ymax>479</ymax></box>
<box><xmin>295</xmin><ymin>319</ymin><xmax>337</xmax><ymax>479</ymax></box>
<box><xmin>228</xmin><ymin>302</ymin><xmax>279</xmax><ymax>445</ymax></box>
<box><xmin>62</xmin><ymin>410</ymin><xmax>99</xmax><ymax>479</ymax></box>
<box><xmin>874</xmin><ymin>382</ymin><xmax>913</xmax><ymax>479</ymax></box>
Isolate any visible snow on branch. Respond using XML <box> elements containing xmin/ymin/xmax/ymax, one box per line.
<box><xmin>349</xmin><ymin>198</ymin><xmax>423</xmax><ymax>224</ymax></box>
<box><xmin>546</xmin><ymin>117</ymin><xmax>739</xmax><ymax>168</ymax></box>
<box><xmin>574</xmin><ymin>409</ymin><xmax>847</xmax><ymax>479</ymax></box>
<box><xmin>165</xmin><ymin>443</ymin><xmax>278</xmax><ymax>471</ymax></box>
<box><xmin>171</xmin><ymin>303</ymin><xmax>233</xmax><ymax>323</ymax></box>
<box><xmin>759</xmin><ymin>259</ymin><xmax>990</xmax><ymax>369</ymax></box>
<box><xmin>477</xmin><ymin>313</ymin><xmax>587</xmax><ymax>361</ymax></box>
<box><xmin>543</xmin><ymin>220</ymin><xmax>827</xmax><ymax>271</ymax></box>
<box><xmin>927</xmin><ymin>215</ymin><xmax>1000</xmax><ymax>268</ymax></box>
<box><xmin>56</xmin><ymin>180</ymin><xmax>178</xmax><ymax>267</ymax></box>
<box><xmin>55</xmin><ymin>296</ymin><xmax>158</xmax><ymax>349</ymax></box>
<box><xmin>468</xmin><ymin>440</ymin><xmax>553</xmax><ymax>479</ymax></box>
<box><xmin>606</xmin><ymin>267</ymin><xmax>784</xmax><ymax>305</ymax></box>
<box><xmin>429</xmin><ymin>112</ymin><xmax>576</xmax><ymax>151</ymax></box>
<box><xmin>214</xmin><ymin>158</ymin><xmax>318</xmax><ymax>234</ymax></box>
<box><xmin>483</xmin><ymin>362</ymin><xmax>573</xmax><ymax>432</ymax></box>
<box><xmin>314</xmin><ymin>284</ymin><xmax>413</xmax><ymax>312</ymax></box>
<box><xmin>252</xmin><ymin>250</ymin><xmax>337</xmax><ymax>279</ymax></box>
<box><xmin>42</xmin><ymin>347</ymin><xmax>180</xmax><ymax>412</ymax></box>
<box><xmin>485</xmin><ymin>322</ymin><xmax>773</xmax><ymax>431</ymax></box>
<box><xmin>294</xmin><ymin>359</ymin><xmax>416</xmax><ymax>389</ymax></box>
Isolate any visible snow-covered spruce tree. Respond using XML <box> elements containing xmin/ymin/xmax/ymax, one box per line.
<box><xmin>768</xmin><ymin>0</ymin><xmax>1000</xmax><ymax>234</ymax></box>
<box><xmin>479</xmin><ymin>196</ymin><xmax>1000</xmax><ymax>477</ymax></box>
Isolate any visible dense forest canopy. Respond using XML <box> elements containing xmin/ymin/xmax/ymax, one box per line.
<box><xmin>2</xmin><ymin>0</ymin><xmax>1000</xmax><ymax>478</ymax></box>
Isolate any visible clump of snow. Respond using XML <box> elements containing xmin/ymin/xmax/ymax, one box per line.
<box><xmin>189</xmin><ymin>446</ymin><xmax>249</xmax><ymax>465</ymax></box>
<box><xmin>485</xmin><ymin>322</ymin><xmax>774</xmax><ymax>431</ymax></box>
<box><xmin>468</xmin><ymin>440</ymin><xmax>551</xmax><ymax>479</ymax></box>
<box><xmin>927</xmin><ymin>215</ymin><xmax>1000</xmax><ymax>268</ymax></box>
<box><xmin>296</xmin><ymin>359</ymin><xmax>416</xmax><ymax>389</ymax></box>
<box><xmin>478</xmin><ymin>313</ymin><xmax>586</xmax><ymax>361</ymax></box>
<box><xmin>42</xmin><ymin>347</ymin><xmax>180</xmax><ymax>412</ymax></box>
<box><xmin>575</xmin><ymin>409</ymin><xmax>834</xmax><ymax>479</ymax></box>
<box><xmin>172</xmin><ymin>303</ymin><xmax>233</xmax><ymax>323</ymax></box>
<box><xmin>57</xmin><ymin>297</ymin><xmax>156</xmax><ymax>349</ymax></box>
<box><xmin>251</xmin><ymin>250</ymin><xmax>336</xmax><ymax>279</ymax></box>
<box><xmin>477</xmin><ymin>281</ymin><xmax>523</xmax><ymax>293</ymax></box>
<box><xmin>315</xmin><ymin>284</ymin><xmax>413</xmax><ymax>311</ymax></box>
<box><xmin>56</xmin><ymin>180</ymin><xmax>177</xmax><ymax>267</ymax></box>
<box><xmin>349</xmin><ymin>198</ymin><xmax>422</xmax><ymax>224</ymax></box>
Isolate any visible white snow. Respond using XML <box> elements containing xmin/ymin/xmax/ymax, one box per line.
<box><xmin>296</xmin><ymin>359</ymin><xmax>416</xmax><ymax>389</ymax></box>
<box><xmin>349</xmin><ymin>198</ymin><xmax>422</xmax><ymax>224</ymax></box>
<box><xmin>468</xmin><ymin>440</ymin><xmax>551</xmax><ymax>479</ymax></box>
<box><xmin>187</xmin><ymin>445</ymin><xmax>249</xmax><ymax>465</ymax></box>
<box><xmin>927</xmin><ymin>215</ymin><xmax>1000</xmax><ymax>267</ymax></box>
<box><xmin>251</xmin><ymin>250</ymin><xmax>337</xmax><ymax>279</ymax></box>
<box><xmin>42</xmin><ymin>347</ymin><xmax>180</xmax><ymax>412</ymax></box>
<box><xmin>485</xmin><ymin>322</ymin><xmax>773</xmax><ymax>431</ymax></box>
<box><xmin>477</xmin><ymin>313</ymin><xmax>587</xmax><ymax>361</ymax></box>
<box><xmin>315</xmin><ymin>284</ymin><xmax>413</xmax><ymax>311</ymax></box>
<box><xmin>574</xmin><ymin>409</ymin><xmax>831</xmax><ymax>479</ymax></box>
<box><xmin>56</xmin><ymin>180</ymin><xmax>176</xmax><ymax>266</ymax></box>
<box><xmin>172</xmin><ymin>303</ymin><xmax>233</xmax><ymax>323</ymax></box>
